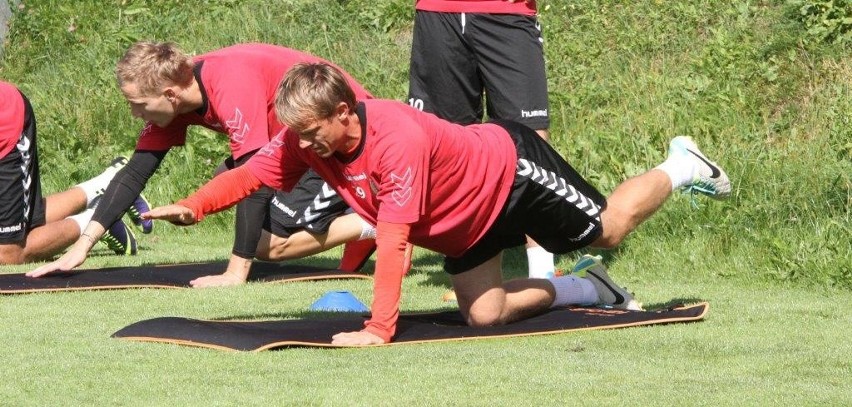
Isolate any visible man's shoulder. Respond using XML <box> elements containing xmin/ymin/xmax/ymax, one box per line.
<box><xmin>363</xmin><ymin>100</ymin><xmax>422</xmax><ymax>131</ymax></box>
<box><xmin>363</xmin><ymin>99</ymin><xmax>410</xmax><ymax>112</ymax></box>
<box><xmin>197</xmin><ymin>43</ymin><xmax>304</xmax><ymax>67</ymax></box>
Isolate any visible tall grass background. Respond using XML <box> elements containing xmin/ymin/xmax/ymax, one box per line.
<box><xmin>2</xmin><ymin>0</ymin><xmax>846</xmax><ymax>286</ymax></box>
<box><xmin>0</xmin><ymin>1</ymin><xmax>849</xmax><ymax>404</ymax></box>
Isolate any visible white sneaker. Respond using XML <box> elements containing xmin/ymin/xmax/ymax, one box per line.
<box><xmin>572</xmin><ymin>255</ymin><xmax>642</xmax><ymax>311</ymax></box>
<box><xmin>668</xmin><ymin>136</ymin><xmax>731</xmax><ymax>199</ymax></box>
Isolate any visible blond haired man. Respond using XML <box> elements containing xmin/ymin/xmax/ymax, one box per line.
<box><xmin>29</xmin><ymin>43</ymin><xmax>376</xmax><ymax>284</ymax></box>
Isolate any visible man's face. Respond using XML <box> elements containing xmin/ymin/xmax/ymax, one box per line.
<box><xmin>120</xmin><ymin>82</ymin><xmax>178</xmax><ymax>127</ymax></box>
<box><xmin>297</xmin><ymin>115</ymin><xmax>347</xmax><ymax>158</ymax></box>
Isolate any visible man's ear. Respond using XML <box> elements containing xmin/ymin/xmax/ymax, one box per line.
<box><xmin>335</xmin><ymin>101</ymin><xmax>350</xmax><ymax>120</ymax></box>
<box><xmin>163</xmin><ymin>87</ymin><xmax>179</xmax><ymax>103</ymax></box>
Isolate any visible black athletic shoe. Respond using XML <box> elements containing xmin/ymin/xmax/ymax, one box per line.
<box><xmin>126</xmin><ymin>194</ymin><xmax>153</xmax><ymax>234</ymax></box>
<box><xmin>572</xmin><ymin>255</ymin><xmax>642</xmax><ymax>310</ymax></box>
<box><xmin>101</xmin><ymin>220</ymin><xmax>137</xmax><ymax>255</ymax></box>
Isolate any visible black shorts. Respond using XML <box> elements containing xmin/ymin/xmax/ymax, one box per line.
<box><xmin>444</xmin><ymin>120</ymin><xmax>607</xmax><ymax>274</ymax></box>
<box><xmin>265</xmin><ymin>170</ymin><xmax>349</xmax><ymax>238</ymax></box>
<box><xmin>0</xmin><ymin>92</ymin><xmax>46</xmax><ymax>244</ymax></box>
<box><xmin>408</xmin><ymin>11</ymin><xmax>549</xmax><ymax>130</ymax></box>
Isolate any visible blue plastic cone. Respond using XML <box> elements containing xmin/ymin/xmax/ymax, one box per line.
<box><xmin>310</xmin><ymin>290</ymin><xmax>369</xmax><ymax>313</ymax></box>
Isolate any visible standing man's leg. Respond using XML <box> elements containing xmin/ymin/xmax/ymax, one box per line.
<box><xmin>468</xmin><ymin>13</ymin><xmax>554</xmax><ymax>277</ymax></box>
<box><xmin>408</xmin><ymin>10</ymin><xmax>483</xmax><ymax>124</ymax></box>
<box><xmin>469</xmin><ymin>13</ymin><xmax>550</xmax><ymax>137</ymax></box>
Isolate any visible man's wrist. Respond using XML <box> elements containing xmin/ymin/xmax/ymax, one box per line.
<box><xmin>80</xmin><ymin>233</ymin><xmax>97</xmax><ymax>244</ymax></box>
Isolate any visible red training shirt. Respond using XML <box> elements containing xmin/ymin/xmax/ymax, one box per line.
<box><xmin>134</xmin><ymin>43</ymin><xmax>372</xmax><ymax>159</ymax></box>
<box><xmin>415</xmin><ymin>0</ymin><xmax>536</xmax><ymax>15</ymax></box>
<box><xmin>0</xmin><ymin>81</ymin><xmax>25</xmax><ymax>158</ymax></box>
<box><xmin>246</xmin><ymin>99</ymin><xmax>518</xmax><ymax>341</ymax></box>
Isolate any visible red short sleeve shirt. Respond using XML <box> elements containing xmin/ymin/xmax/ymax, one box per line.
<box><xmin>415</xmin><ymin>0</ymin><xmax>536</xmax><ymax>15</ymax></box>
<box><xmin>0</xmin><ymin>81</ymin><xmax>25</xmax><ymax>158</ymax></box>
<box><xmin>134</xmin><ymin>44</ymin><xmax>372</xmax><ymax>159</ymax></box>
<box><xmin>248</xmin><ymin>99</ymin><xmax>518</xmax><ymax>257</ymax></box>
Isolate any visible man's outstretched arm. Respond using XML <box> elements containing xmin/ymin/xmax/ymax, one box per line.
<box><xmin>147</xmin><ymin>165</ymin><xmax>265</xmax><ymax>224</ymax></box>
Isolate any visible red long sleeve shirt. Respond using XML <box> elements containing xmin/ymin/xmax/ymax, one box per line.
<box><xmin>182</xmin><ymin>100</ymin><xmax>517</xmax><ymax>342</ymax></box>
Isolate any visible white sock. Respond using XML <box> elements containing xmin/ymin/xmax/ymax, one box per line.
<box><xmin>76</xmin><ymin>166</ymin><xmax>121</xmax><ymax>206</ymax></box>
<box><xmin>358</xmin><ymin>217</ymin><xmax>376</xmax><ymax>240</ymax></box>
<box><xmin>549</xmin><ymin>275</ymin><xmax>598</xmax><ymax>307</ymax></box>
<box><xmin>527</xmin><ymin>246</ymin><xmax>555</xmax><ymax>279</ymax></box>
<box><xmin>67</xmin><ymin>208</ymin><xmax>95</xmax><ymax>234</ymax></box>
<box><xmin>655</xmin><ymin>155</ymin><xmax>696</xmax><ymax>191</ymax></box>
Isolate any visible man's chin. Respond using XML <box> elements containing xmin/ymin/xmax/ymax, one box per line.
<box><xmin>151</xmin><ymin>117</ymin><xmax>174</xmax><ymax>127</ymax></box>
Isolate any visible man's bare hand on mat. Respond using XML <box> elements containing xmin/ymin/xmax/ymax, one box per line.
<box><xmin>142</xmin><ymin>204</ymin><xmax>197</xmax><ymax>225</ymax></box>
<box><xmin>190</xmin><ymin>272</ymin><xmax>247</xmax><ymax>288</ymax></box>
<box><xmin>190</xmin><ymin>255</ymin><xmax>252</xmax><ymax>288</ymax></box>
<box><xmin>26</xmin><ymin>246</ymin><xmax>88</xmax><ymax>277</ymax></box>
<box><xmin>26</xmin><ymin>223</ymin><xmax>104</xmax><ymax>277</ymax></box>
<box><xmin>332</xmin><ymin>330</ymin><xmax>385</xmax><ymax>346</ymax></box>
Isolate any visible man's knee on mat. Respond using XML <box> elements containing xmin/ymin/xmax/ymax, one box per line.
<box><xmin>0</xmin><ymin>242</ymin><xmax>27</xmax><ymax>265</ymax></box>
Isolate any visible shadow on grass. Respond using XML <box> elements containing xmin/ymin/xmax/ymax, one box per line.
<box><xmin>642</xmin><ymin>297</ymin><xmax>707</xmax><ymax>311</ymax></box>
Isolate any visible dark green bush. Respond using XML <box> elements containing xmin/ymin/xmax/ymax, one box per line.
<box><xmin>788</xmin><ymin>0</ymin><xmax>852</xmax><ymax>44</ymax></box>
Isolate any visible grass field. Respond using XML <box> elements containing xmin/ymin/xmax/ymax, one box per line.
<box><xmin>1</xmin><ymin>0</ymin><xmax>850</xmax><ymax>405</ymax></box>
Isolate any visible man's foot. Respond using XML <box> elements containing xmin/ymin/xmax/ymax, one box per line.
<box><xmin>105</xmin><ymin>155</ymin><xmax>129</xmax><ymax>174</ymax></box>
<box><xmin>338</xmin><ymin>239</ymin><xmax>376</xmax><ymax>272</ymax></box>
<box><xmin>100</xmin><ymin>220</ymin><xmax>137</xmax><ymax>255</ymax></box>
<box><xmin>668</xmin><ymin>136</ymin><xmax>731</xmax><ymax>199</ymax></box>
<box><xmin>125</xmin><ymin>194</ymin><xmax>154</xmax><ymax>234</ymax></box>
<box><xmin>572</xmin><ymin>255</ymin><xmax>642</xmax><ymax>310</ymax></box>
<box><xmin>98</xmin><ymin>156</ymin><xmax>129</xmax><ymax>192</ymax></box>
<box><xmin>85</xmin><ymin>156</ymin><xmax>129</xmax><ymax>209</ymax></box>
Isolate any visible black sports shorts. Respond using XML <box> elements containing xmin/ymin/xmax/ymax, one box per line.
<box><xmin>444</xmin><ymin>120</ymin><xmax>606</xmax><ymax>274</ymax></box>
<box><xmin>0</xmin><ymin>92</ymin><xmax>46</xmax><ymax>243</ymax></box>
<box><xmin>265</xmin><ymin>170</ymin><xmax>349</xmax><ymax>238</ymax></box>
<box><xmin>408</xmin><ymin>11</ymin><xmax>549</xmax><ymax>130</ymax></box>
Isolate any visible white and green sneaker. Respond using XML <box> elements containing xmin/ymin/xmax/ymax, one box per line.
<box><xmin>572</xmin><ymin>255</ymin><xmax>642</xmax><ymax>311</ymax></box>
<box><xmin>668</xmin><ymin>136</ymin><xmax>731</xmax><ymax>199</ymax></box>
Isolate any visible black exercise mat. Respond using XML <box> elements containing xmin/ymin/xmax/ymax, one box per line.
<box><xmin>0</xmin><ymin>262</ymin><xmax>370</xmax><ymax>294</ymax></box>
<box><xmin>112</xmin><ymin>302</ymin><xmax>709</xmax><ymax>351</ymax></box>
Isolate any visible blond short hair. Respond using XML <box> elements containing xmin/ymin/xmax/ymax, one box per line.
<box><xmin>274</xmin><ymin>62</ymin><xmax>357</xmax><ymax>133</ymax></box>
<box><xmin>115</xmin><ymin>41</ymin><xmax>194</xmax><ymax>95</ymax></box>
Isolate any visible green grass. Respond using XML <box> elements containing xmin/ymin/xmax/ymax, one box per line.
<box><xmin>1</xmin><ymin>0</ymin><xmax>850</xmax><ymax>405</ymax></box>
<box><xmin>1</xmin><ymin>235</ymin><xmax>850</xmax><ymax>405</ymax></box>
